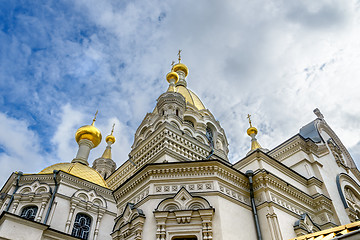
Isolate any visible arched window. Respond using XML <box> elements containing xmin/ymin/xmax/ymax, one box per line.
<box><xmin>71</xmin><ymin>213</ymin><xmax>92</xmax><ymax>240</ymax></box>
<box><xmin>20</xmin><ymin>206</ymin><xmax>38</xmax><ymax>221</ymax></box>
<box><xmin>184</xmin><ymin>120</ymin><xmax>194</xmax><ymax>128</ymax></box>
<box><xmin>206</xmin><ymin>127</ymin><xmax>214</xmax><ymax>148</ymax></box>
<box><xmin>176</xmin><ymin>109</ymin><xmax>179</xmax><ymax>116</ymax></box>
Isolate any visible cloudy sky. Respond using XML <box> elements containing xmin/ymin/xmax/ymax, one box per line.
<box><xmin>0</xmin><ymin>0</ymin><xmax>360</xmax><ymax>185</ymax></box>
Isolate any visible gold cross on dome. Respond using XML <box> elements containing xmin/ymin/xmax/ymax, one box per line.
<box><xmin>92</xmin><ymin>110</ymin><xmax>98</xmax><ymax>126</ymax></box>
<box><xmin>171</xmin><ymin>61</ymin><xmax>175</xmax><ymax>68</ymax></box>
<box><xmin>178</xmin><ymin>50</ymin><xmax>182</xmax><ymax>63</ymax></box>
<box><xmin>111</xmin><ymin>123</ymin><xmax>115</xmax><ymax>135</ymax></box>
<box><xmin>247</xmin><ymin>114</ymin><xmax>252</xmax><ymax>127</ymax></box>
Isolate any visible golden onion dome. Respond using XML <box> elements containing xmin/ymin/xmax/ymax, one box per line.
<box><xmin>173</xmin><ymin>63</ymin><xmax>189</xmax><ymax>77</ymax></box>
<box><xmin>247</xmin><ymin>126</ymin><xmax>258</xmax><ymax>136</ymax></box>
<box><xmin>39</xmin><ymin>162</ymin><xmax>108</xmax><ymax>188</ymax></box>
<box><xmin>75</xmin><ymin>125</ymin><xmax>102</xmax><ymax>147</ymax></box>
<box><xmin>105</xmin><ymin>134</ymin><xmax>115</xmax><ymax>143</ymax></box>
<box><xmin>166</xmin><ymin>71</ymin><xmax>179</xmax><ymax>84</ymax></box>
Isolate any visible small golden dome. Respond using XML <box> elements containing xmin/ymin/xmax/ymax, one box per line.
<box><xmin>173</xmin><ymin>63</ymin><xmax>189</xmax><ymax>77</ymax></box>
<box><xmin>39</xmin><ymin>162</ymin><xmax>108</xmax><ymax>188</ymax></box>
<box><xmin>75</xmin><ymin>125</ymin><xmax>102</xmax><ymax>147</ymax></box>
<box><xmin>166</xmin><ymin>71</ymin><xmax>179</xmax><ymax>84</ymax></box>
<box><xmin>106</xmin><ymin>134</ymin><xmax>115</xmax><ymax>143</ymax></box>
<box><xmin>247</xmin><ymin>127</ymin><xmax>258</xmax><ymax>136</ymax></box>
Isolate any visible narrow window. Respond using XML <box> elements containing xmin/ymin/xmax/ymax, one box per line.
<box><xmin>20</xmin><ymin>206</ymin><xmax>38</xmax><ymax>221</ymax></box>
<box><xmin>206</xmin><ymin>127</ymin><xmax>214</xmax><ymax>148</ymax></box>
<box><xmin>176</xmin><ymin>109</ymin><xmax>179</xmax><ymax>116</ymax></box>
<box><xmin>71</xmin><ymin>213</ymin><xmax>92</xmax><ymax>240</ymax></box>
<box><xmin>172</xmin><ymin>237</ymin><xmax>197</xmax><ymax>240</ymax></box>
<box><xmin>184</xmin><ymin>120</ymin><xmax>194</xmax><ymax>128</ymax></box>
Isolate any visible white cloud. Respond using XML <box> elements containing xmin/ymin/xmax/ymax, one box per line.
<box><xmin>1</xmin><ymin>0</ymin><xmax>360</xmax><ymax>179</ymax></box>
<box><xmin>51</xmin><ymin>104</ymin><xmax>85</xmax><ymax>163</ymax></box>
<box><xmin>0</xmin><ymin>113</ymin><xmax>47</xmax><ymax>185</ymax></box>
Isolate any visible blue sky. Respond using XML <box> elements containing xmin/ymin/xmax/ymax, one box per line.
<box><xmin>0</xmin><ymin>0</ymin><xmax>360</xmax><ymax>185</ymax></box>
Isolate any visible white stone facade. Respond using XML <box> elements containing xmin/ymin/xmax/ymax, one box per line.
<box><xmin>0</xmin><ymin>67</ymin><xmax>359</xmax><ymax>240</ymax></box>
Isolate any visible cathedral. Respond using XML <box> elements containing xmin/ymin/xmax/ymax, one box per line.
<box><xmin>1</xmin><ymin>55</ymin><xmax>360</xmax><ymax>240</ymax></box>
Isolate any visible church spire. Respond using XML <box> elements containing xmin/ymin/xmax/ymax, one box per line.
<box><xmin>92</xmin><ymin>124</ymin><xmax>117</xmax><ymax>179</ymax></box>
<box><xmin>166</xmin><ymin>61</ymin><xmax>179</xmax><ymax>92</ymax></box>
<box><xmin>246</xmin><ymin>114</ymin><xmax>262</xmax><ymax>151</ymax></box>
<box><xmin>73</xmin><ymin>111</ymin><xmax>102</xmax><ymax>165</ymax></box>
<box><xmin>172</xmin><ymin>50</ymin><xmax>189</xmax><ymax>87</ymax></box>
<box><xmin>101</xmin><ymin>124</ymin><xmax>116</xmax><ymax>159</ymax></box>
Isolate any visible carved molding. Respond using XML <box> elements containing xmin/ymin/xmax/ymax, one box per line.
<box><xmin>112</xmin><ymin>203</ymin><xmax>145</xmax><ymax>240</ymax></box>
<box><xmin>154</xmin><ymin>188</ymin><xmax>214</xmax><ymax>240</ymax></box>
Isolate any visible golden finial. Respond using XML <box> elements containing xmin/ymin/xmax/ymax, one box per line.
<box><xmin>178</xmin><ymin>50</ymin><xmax>182</xmax><ymax>63</ymax></box>
<box><xmin>246</xmin><ymin>114</ymin><xmax>258</xmax><ymax>136</ymax></box>
<box><xmin>247</xmin><ymin>114</ymin><xmax>252</xmax><ymax>127</ymax></box>
<box><xmin>246</xmin><ymin>114</ymin><xmax>261</xmax><ymax>151</ymax></box>
<box><xmin>91</xmin><ymin>110</ymin><xmax>98</xmax><ymax>126</ymax></box>
<box><xmin>105</xmin><ymin>123</ymin><xmax>116</xmax><ymax>144</ymax></box>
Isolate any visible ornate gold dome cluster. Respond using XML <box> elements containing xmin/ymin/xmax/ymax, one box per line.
<box><xmin>39</xmin><ymin>112</ymin><xmax>116</xmax><ymax>188</ymax></box>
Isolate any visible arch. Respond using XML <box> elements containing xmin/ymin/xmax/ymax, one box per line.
<box><xmin>77</xmin><ymin>193</ymin><xmax>88</xmax><ymax>202</ymax></box>
<box><xmin>20</xmin><ymin>205</ymin><xmax>38</xmax><ymax>221</ymax></box>
<box><xmin>195</xmin><ymin>135</ymin><xmax>206</xmax><ymax>144</ymax></box>
<box><xmin>170</xmin><ymin>121</ymin><xmax>180</xmax><ymax>129</ymax></box>
<box><xmin>18</xmin><ymin>180</ymin><xmax>51</xmax><ymax>195</ymax></box>
<box><xmin>71</xmin><ymin>213</ymin><xmax>92</xmax><ymax>240</ymax></box>
<box><xmin>35</xmin><ymin>187</ymin><xmax>47</xmax><ymax>194</ymax></box>
<box><xmin>318</xmin><ymin>121</ymin><xmax>356</xmax><ymax>168</ymax></box>
<box><xmin>139</xmin><ymin>126</ymin><xmax>148</xmax><ymax>136</ymax></box>
<box><xmin>73</xmin><ymin>189</ymin><xmax>107</xmax><ymax>208</ymax></box>
<box><xmin>156</xmin><ymin>187</ymin><xmax>213</xmax><ymax>211</ymax></box>
<box><xmin>135</xmin><ymin>138</ymin><xmax>144</xmax><ymax>148</ymax></box>
<box><xmin>144</xmin><ymin>130</ymin><xmax>153</xmax><ymax>139</ymax></box>
<box><xmin>154</xmin><ymin>121</ymin><xmax>164</xmax><ymax>130</ymax></box>
<box><xmin>154</xmin><ymin>188</ymin><xmax>214</xmax><ymax>239</ymax></box>
<box><xmin>184</xmin><ymin>115</ymin><xmax>197</xmax><ymax>128</ymax></box>
<box><xmin>19</xmin><ymin>187</ymin><xmax>32</xmax><ymax>194</ymax></box>
<box><xmin>337</xmin><ymin>173</ymin><xmax>360</xmax><ymax>209</ymax></box>
<box><xmin>112</xmin><ymin>203</ymin><xmax>145</xmax><ymax>234</ymax></box>
<box><xmin>164</xmin><ymin>203</ymin><xmax>180</xmax><ymax>212</ymax></box>
<box><xmin>93</xmin><ymin>199</ymin><xmax>103</xmax><ymax>207</ymax></box>
<box><xmin>187</xmin><ymin>202</ymin><xmax>205</xmax><ymax>210</ymax></box>
<box><xmin>183</xmin><ymin>128</ymin><xmax>193</xmax><ymax>137</ymax></box>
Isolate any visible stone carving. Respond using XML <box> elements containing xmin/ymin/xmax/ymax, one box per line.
<box><xmin>154</xmin><ymin>188</ymin><xmax>214</xmax><ymax>240</ymax></box>
<box><xmin>294</xmin><ymin>213</ymin><xmax>321</xmax><ymax>236</ymax></box>
<box><xmin>112</xmin><ymin>203</ymin><xmax>145</xmax><ymax>240</ymax></box>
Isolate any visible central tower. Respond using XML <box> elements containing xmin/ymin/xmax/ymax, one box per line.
<box><xmin>107</xmin><ymin>52</ymin><xmax>229</xmax><ymax>189</ymax></box>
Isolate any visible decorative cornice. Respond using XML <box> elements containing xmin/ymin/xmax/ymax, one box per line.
<box><xmin>112</xmin><ymin>160</ymin><xmax>249</xmax><ymax>203</ymax></box>
<box><xmin>268</xmin><ymin>134</ymin><xmax>329</xmax><ymax>162</ymax></box>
